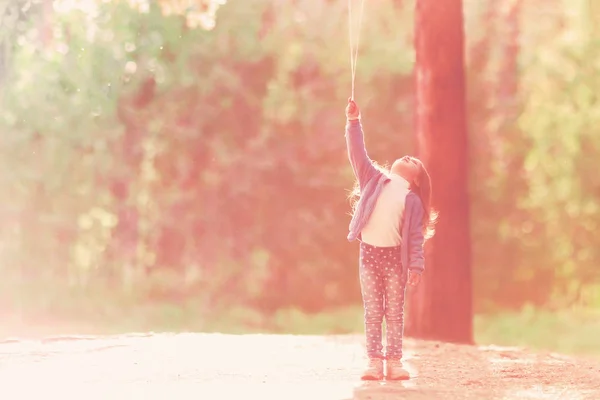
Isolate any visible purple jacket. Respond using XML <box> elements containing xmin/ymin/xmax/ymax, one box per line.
<box><xmin>345</xmin><ymin>119</ymin><xmax>425</xmax><ymax>275</ymax></box>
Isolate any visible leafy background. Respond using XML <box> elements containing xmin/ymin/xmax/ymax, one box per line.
<box><xmin>0</xmin><ymin>0</ymin><xmax>598</xmax><ymax>355</ymax></box>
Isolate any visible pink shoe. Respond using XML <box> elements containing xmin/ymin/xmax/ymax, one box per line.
<box><xmin>386</xmin><ymin>359</ymin><xmax>410</xmax><ymax>380</ymax></box>
<box><xmin>361</xmin><ymin>358</ymin><xmax>384</xmax><ymax>380</ymax></box>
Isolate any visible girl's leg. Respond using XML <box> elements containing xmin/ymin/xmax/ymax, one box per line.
<box><xmin>381</xmin><ymin>249</ymin><xmax>408</xmax><ymax>361</ymax></box>
<box><xmin>358</xmin><ymin>243</ymin><xmax>385</xmax><ymax>360</ymax></box>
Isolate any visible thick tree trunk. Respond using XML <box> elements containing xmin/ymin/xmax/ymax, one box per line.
<box><xmin>405</xmin><ymin>0</ymin><xmax>473</xmax><ymax>343</ymax></box>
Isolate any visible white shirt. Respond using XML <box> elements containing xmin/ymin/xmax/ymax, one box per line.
<box><xmin>360</xmin><ymin>174</ymin><xmax>410</xmax><ymax>247</ymax></box>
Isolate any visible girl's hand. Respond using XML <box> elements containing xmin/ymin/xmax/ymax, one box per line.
<box><xmin>408</xmin><ymin>271</ymin><xmax>421</xmax><ymax>287</ymax></box>
<box><xmin>346</xmin><ymin>98</ymin><xmax>360</xmax><ymax>120</ymax></box>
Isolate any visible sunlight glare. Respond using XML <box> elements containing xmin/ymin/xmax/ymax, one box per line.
<box><xmin>53</xmin><ymin>0</ymin><xmax>98</xmax><ymax>14</ymax></box>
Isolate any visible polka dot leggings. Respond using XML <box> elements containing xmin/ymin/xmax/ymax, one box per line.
<box><xmin>359</xmin><ymin>242</ymin><xmax>407</xmax><ymax>360</ymax></box>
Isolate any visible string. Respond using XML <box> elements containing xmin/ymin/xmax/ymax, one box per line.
<box><xmin>348</xmin><ymin>0</ymin><xmax>366</xmax><ymax>100</ymax></box>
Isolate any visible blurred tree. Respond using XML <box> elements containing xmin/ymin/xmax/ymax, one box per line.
<box><xmin>468</xmin><ymin>0</ymin><xmax>535</xmax><ymax>312</ymax></box>
<box><xmin>405</xmin><ymin>0</ymin><xmax>472</xmax><ymax>343</ymax></box>
<box><xmin>0</xmin><ymin>0</ymin><xmax>598</xmax><ymax>324</ymax></box>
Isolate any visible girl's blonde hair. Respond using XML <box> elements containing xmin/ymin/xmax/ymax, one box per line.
<box><xmin>410</xmin><ymin>158</ymin><xmax>437</xmax><ymax>241</ymax></box>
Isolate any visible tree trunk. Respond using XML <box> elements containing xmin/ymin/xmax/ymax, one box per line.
<box><xmin>405</xmin><ymin>0</ymin><xmax>473</xmax><ymax>344</ymax></box>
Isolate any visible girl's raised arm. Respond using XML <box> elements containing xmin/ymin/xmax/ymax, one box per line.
<box><xmin>345</xmin><ymin>99</ymin><xmax>377</xmax><ymax>188</ymax></box>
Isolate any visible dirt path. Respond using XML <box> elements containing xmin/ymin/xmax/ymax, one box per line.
<box><xmin>0</xmin><ymin>333</ymin><xmax>598</xmax><ymax>400</ymax></box>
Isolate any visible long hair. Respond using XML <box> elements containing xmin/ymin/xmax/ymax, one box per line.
<box><xmin>410</xmin><ymin>158</ymin><xmax>438</xmax><ymax>241</ymax></box>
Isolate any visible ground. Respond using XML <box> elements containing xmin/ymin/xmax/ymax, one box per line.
<box><xmin>1</xmin><ymin>333</ymin><xmax>599</xmax><ymax>400</ymax></box>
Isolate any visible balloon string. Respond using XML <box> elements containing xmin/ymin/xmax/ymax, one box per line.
<box><xmin>349</xmin><ymin>0</ymin><xmax>366</xmax><ymax>100</ymax></box>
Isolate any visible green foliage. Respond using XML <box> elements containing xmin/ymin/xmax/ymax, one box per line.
<box><xmin>0</xmin><ymin>0</ymin><xmax>415</xmax><ymax>317</ymax></box>
<box><xmin>466</xmin><ymin>0</ymin><xmax>600</xmax><ymax>311</ymax></box>
<box><xmin>0</xmin><ymin>0</ymin><xmax>598</xmax><ymax>326</ymax></box>
<box><xmin>475</xmin><ymin>306</ymin><xmax>600</xmax><ymax>358</ymax></box>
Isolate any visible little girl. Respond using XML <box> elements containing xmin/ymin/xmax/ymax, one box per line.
<box><xmin>344</xmin><ymin>98</ymin><xmax>436</xmax><ymax>381</ymax></box>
